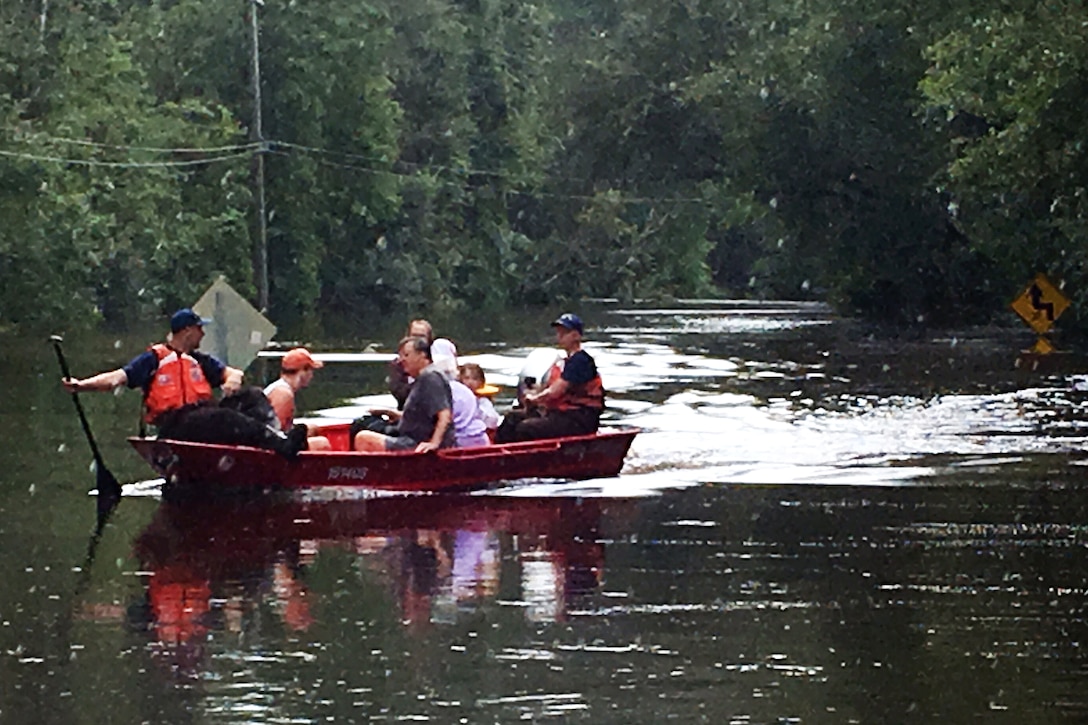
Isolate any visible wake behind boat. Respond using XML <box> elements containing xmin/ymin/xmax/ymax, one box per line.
<box><xmin>129</xmin><ymin>422</ymin><xmax>639</xmax><ymax>493</ymax></box>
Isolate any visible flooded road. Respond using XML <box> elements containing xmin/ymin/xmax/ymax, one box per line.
<box><xmin>3</xmin><ymin>300</ymin><xmax>1088</xmax><ymax>722</ymax></box>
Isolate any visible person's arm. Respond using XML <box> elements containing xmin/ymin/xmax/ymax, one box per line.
<box><xmin>62</xmin><ymin>368</ymin><xmax>127</xmax><ymax>394</ymax></box>
<box><xmin>194</xmin><ymin>352</ymin><xmax>243</xmax><ymax>394</ymax></box>
<box><xmin>415</xmin><ymin>408</ymin><xmax>452</xmax><ymax>453</ymax></box>
<box><xmin>524</xmin><ymin>377</ymin><xmax>569</xmax><ymax>407</ymax></box>
<box><xmin>525</xmin><ymin>363</ymin><xmax>572</xmax><ymax>406</ymax></box>
<box><xmin>368</xmin><ymin>407</ymin><xmax>403</xmax><ymax>422</ymax></box>
<box><xmin>526</xmin><ymin>352</ymin><xmax>594</xmax><ymax>407</ymax></box>
<box><xmin>265</xmin><ymin>385</ymin><xmax>295</xmax><ymax>430</ymax></box>
<box><xmin>222</xmin><ymin>366</ymin><xmax>244</xmax><ymax>394</ymax></box>
<box><xmin>479</xmin><ymin>398</ymin><xmax>501</xmax><ymax>428</ymax></box>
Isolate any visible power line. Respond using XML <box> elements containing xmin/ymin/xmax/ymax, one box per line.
<box><xmin>267</xmin><ymin>146</ymin><xmax>708</xmax><ymax>205</ymax></box>
<box><xmin>8</xmin><ymin>135</ymin><xmax>260</xmax><ymax>154</ymax></box>
<box><xmin>271</xmin><ymin>141</ymin><xmax>709</xmax><ymax>204</ymax></box>
<box><xmin>9</xmin><ymin>131</ymin><xmax>506</xmax><ymax>179</ymax></box>
<box><xmin>0</xmin><ymin>136</ymin><xmax>711</xmax><ymax>205</ymax></box>
<box><xmin>13</xmin><ymin>131</ymin><xmax>579</xmax><ymax>187</ymax></box>
<box><xmin>265</xmin><ymin>147</ymin><xmax>398</xmax><ymax>178</ymax></box>
<box><xmin>0</xmin><ymin>148</ymin><xmax>253</xmax><ymax>168</ymax></box>
<box><xmin>275</xmin><ymin>139</ymin><xmax>506</xmax><ymax>178</ymax></box>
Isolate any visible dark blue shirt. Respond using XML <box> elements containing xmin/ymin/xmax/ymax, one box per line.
<box><xmin>123</xmin><ymin>349</ymin><xmax>226</xmax><ymax>391</ymax></box>
<box><xmin>561</xmin><ymin>350</ymin><xmax>597</xmax><ymax>386</ymax></box>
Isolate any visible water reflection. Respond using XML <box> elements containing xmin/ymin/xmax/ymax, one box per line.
<box><xmin>125</xmin><ymin>492</ymin><xmax>633</xmax><ymax>676</ymax></box>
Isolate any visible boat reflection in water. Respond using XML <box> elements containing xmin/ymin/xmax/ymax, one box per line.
<box><xmin>128</xmin><ymin>487</ymin><xmax>635</xmax><ymax>674</ymax></box>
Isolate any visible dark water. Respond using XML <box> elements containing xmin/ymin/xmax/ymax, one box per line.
<box><xmin>3</xmin><ymin>301</ymin><xmax>1088</xmax><ymax>723</ymax></box>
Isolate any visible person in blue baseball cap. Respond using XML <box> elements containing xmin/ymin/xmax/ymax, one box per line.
<box><xmin>494</xmin><ymin>312</ymin><xmax>605</xmax><ymax>442</ymax></box>
<box><xmin>169</xmin><ymin>307</ymin><xmax>210</xmax><ymax>333</ymax></box>
<box><xmin>61</xmin><ymin>307</ymin><xmax>313</xmax><ymax>459</ymax></box>
<box><xmin>62</xmin><ymin>307</ymin><xmax>244</xmax><ymax>425</ymax></box>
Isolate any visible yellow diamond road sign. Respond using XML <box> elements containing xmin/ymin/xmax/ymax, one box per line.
<box><xmin>1011</xmin><ymin>273</ymin><xmax>1070</xmax><ymax>334</ymax></box>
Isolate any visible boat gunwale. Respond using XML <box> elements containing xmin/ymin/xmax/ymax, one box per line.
<box><xmin>127</xmin><ymin>424</ymin><xmax>639</xmax><ymax>458</ymax></box>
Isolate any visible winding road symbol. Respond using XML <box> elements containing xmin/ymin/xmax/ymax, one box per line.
<box><xmin>1011</xmin><ymin>273</ymin><xmax>1070</xmax><ymax>335</ymax></box>
<box><xmin>1028</xmin><ymin>283</ymin><xmax>1055</xmax><ymax>321</ymax></box>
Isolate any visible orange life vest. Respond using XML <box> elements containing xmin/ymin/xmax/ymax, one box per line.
<box><xmin>147</xmin><ymin>565</ymin><xmax>211</xmax><ymax>644</ymax></box>
<box><xmin>543</xmin><ymin>356</ymin><xmax>605</xmax><ymax>412</ymax></box>
<box><xmin>143</xmin><ymin>344</ymin><xmax>214</xmax><ymax>423</ymax></box>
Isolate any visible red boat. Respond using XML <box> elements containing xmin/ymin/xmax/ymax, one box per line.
<box><xmin>128</xmin><ymin>422</ymin><xmax>639</xmax><ymax>492</ymax></box>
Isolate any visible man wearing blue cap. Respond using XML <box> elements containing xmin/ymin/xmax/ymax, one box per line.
<box><xmin>62</xmin><ymin>307</ymin><xmax>244</xmax><ymax>425</ymax></box>
<box><xmin>62</xmin><ymin>307</ymin><xmax>313</xmax><ymax>458</ymax></box>
<box><xmin>495</xmin><ymin>312</ymin><xmax>605</xmax><ymax>442</ymax></box>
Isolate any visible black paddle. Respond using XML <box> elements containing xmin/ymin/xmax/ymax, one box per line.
<box><xmin>50</xmin><ymin>335</ymin><xmax>123</xmax><ymax>508</ymax></box>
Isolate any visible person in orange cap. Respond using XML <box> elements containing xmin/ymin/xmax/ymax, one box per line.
<box><xmin>264</xmin><ymin>348</ymin><xmax>331</xmax><ymax>450</ymax></box>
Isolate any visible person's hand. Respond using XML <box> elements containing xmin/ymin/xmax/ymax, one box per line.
<box><xmin>370</xmin><ymin>408</ymin><xmax>401</xmax><ymax>421</ymax></box>
<box><xmin>222</xmin><ymin>368</ymin><xmax>244</xmax><ymax>394</ymax></box>
<box><xmin>62</xmin><ymin>377</ymin><xmax>81</xmax><ymax>394</ymax></box>
<box><xmin>415</xmin><ymin>441</ymin><xmax>439</xmax><ymax>453</ymax></box>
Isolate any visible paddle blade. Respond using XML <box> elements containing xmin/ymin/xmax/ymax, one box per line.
<box><xmin>95</xmin><ymin>461</ymin><xmax>123</xmax><ymax>504</ymax></box>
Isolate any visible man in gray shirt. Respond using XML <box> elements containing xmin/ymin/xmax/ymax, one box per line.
<box><xmin>353</xmin><ymin>337</ymin><xmax>455</xmax><ymax>452</ymax></box>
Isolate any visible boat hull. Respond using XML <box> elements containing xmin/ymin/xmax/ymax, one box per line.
<box><xmin>128</xmin><ymin>423</ymin><xmax>638</xmax><ymax>493</ymax></box>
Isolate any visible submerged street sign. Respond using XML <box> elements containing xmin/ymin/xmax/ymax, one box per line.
<box><xmin>192</xmin><ymin>276</ymin><xmax>276</xmax><ymax>370</ymax></box>
<box><xmin>1011</xmin><ymin>273</ymin><xmax>1070</xmax><ymax>335</ymax></box>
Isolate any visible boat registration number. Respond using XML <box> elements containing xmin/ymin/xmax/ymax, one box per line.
<box><xmin>328</xmin><ymin>466</ymin><xmax>369</xmax><ymax>481</ymax></box>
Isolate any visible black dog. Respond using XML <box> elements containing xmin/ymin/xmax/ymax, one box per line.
<box><xmin>156</xmin><ymin>387</ymin><xmax>308</xmax><ymax>459</ymax></box>
<box><xmin>349</xmin><ymin>412</ymin><xmax>398</xmax><ymax>442</ymax></box>
<box><xmin>218</xmin><ymin>386</ymin><xmax>283</xmax><ymax>431</ymax></box>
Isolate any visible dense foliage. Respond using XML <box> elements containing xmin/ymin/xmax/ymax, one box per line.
<box><xmin>1</xmin><ymin>0</ymin><xmax>1084</xmax><ymax>333</ymax></box>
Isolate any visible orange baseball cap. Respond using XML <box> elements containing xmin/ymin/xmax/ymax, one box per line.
<box><xmin>281</xmin><ymin>348</ymin><xmax>324</xmax><ymax>372</ymax></box>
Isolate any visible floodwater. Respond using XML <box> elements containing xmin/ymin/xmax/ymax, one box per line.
<box><xmin>4</xmin><ymin>300</ymin><xmax>1088</xmax><ymax>723</ymax></box>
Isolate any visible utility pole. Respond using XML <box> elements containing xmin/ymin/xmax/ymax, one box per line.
<box><xmin>249</xmin><ymin>0</ymin><xmax>269</xmax><ymax>312</ymax></box>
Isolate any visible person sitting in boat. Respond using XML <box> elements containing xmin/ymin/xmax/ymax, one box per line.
<box><xmin>494</xmin><ymin>313</ymin><xmax>604</xmax><ymax>443</ymax></box>
<box><xmin>61</xmin><ymin>307</ymin><xmax>308</xmax><ymax>458</ymax></box>
<box><xmin>352</xmin><ymin>319</ymin><xmax>435</xmax><ymax>439</ymax></box>
<box><xmin>264</xmin><ymin>347</ymin><xmax>332</xmax><ymax>450</ymax></box>
<box><xmin>353</xmin><ymin>336</ymin><xmax>456</xmax><ymax>453</ymax></box>
<box><xmin>459</xmin><ymin>362</ymin><xmax>502</xmax><ymax>433</ymax></box>
<box><xmin>388</xmin><ymin>319</ymin><xmax>433</xmax><ymax>410</ymax></box>
<box><xmin>431</xmin><ymin>339</ymin><xmax>490</xmax><ymax>448</ymax></box>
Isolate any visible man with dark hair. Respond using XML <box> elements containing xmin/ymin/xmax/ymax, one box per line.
<box><xmin>61</xmin><ymin>308</ymin><xmax>308</xmax><ymax>458</ymax></box>
<box><xmin>354</xmin><ymin>336</ymin><xmax>455</xmax><ymax>453</ymax></box>
<box><xmin>388</xmin><ymin>318</ymin><xmax>434</xmax><ymax>410</ymax></box>
<box><xmin>61</xmin><ymin>308</ymin><xmax>244</xmax><ymax>422</ymax></box>
<box><xmin>495</xmin><ymin>313</ymin><xmax>605</xmax><ymax>442</ymax></box>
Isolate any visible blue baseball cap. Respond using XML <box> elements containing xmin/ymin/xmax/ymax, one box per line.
<box><xmin>551</xmin><ymin>313</ymin><xmax>584</xmax><ymax>334</ymax></box>
<box><xmin>170</xmin><ymin>308</ymin><xmax>210</xmax><ymax>333</ymax></box>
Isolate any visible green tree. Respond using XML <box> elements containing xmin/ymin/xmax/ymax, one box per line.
<box><xmin>0</xmin><ymin>3</ymin><xmax>250</xmax><ymax>329</ymax></box>
<box><xmin>921</xmin><ymin>2</ymin><xmax>1088</xmax><ymax>328</ymax></box>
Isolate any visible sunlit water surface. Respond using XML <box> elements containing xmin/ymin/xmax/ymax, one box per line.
<box><xmin>4</xmin><ymin>300</ymin><xmax>1088</xmax><ymax>723</ymax></box>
